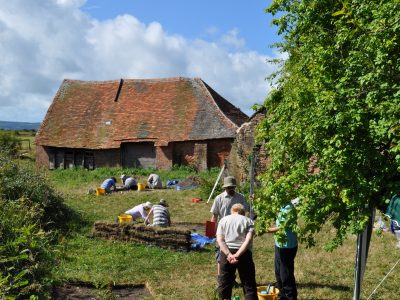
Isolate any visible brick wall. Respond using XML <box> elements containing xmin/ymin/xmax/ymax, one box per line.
<box><xmin>35</xmin><ymin>145</ymin><xmax>50</xmax><ymax>168</ymax></box>
<box><xmin>156</xmin><ymin>145</ymin><xmax>173</xmax><ymax>170</ymax></box>
<box><xmin>36</xmin><ymin>138</ymin><xmax>235</xmax><ymax>170</ymax></box>
<box><xmin>194</xmin><ymin>142</ymin><xmax>207</xmax><ymax>171</ymax></box>
<box><xmin>171</xmin><ymin>141</ymin><xmax>195</xmax><ymax>167</ymax></box>
<box><xmin>207</xmin><ymin>138</ymin><xmax>233</xmax><ymax>168</ymax></box>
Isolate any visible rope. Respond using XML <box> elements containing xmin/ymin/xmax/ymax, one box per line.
<box><xmin>366</xmin><ymin>256</ymin><xmax>400</xmax><ymax>300</ymax></box>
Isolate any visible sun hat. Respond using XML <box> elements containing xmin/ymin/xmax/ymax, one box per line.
<box><xmin>291</xmin><ymin>197</ymin><xmax>301</xmax><ymax>207</ymax></box>
<box><xmin>159</xmin><ymin>199</ymin><xmax>168</xmax><ymax>207</ymax></box>
<box><xmin>143</xmin><ymin>201</ymin><xmax>152</xmax><ymax>209</ymax></box>
<box><xmin>222</xmin><ymin>176</ymin><xmax>237</xmax><ymax>188</ymax></box>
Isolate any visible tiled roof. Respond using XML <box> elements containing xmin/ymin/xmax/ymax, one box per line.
<box><xmin>35</xmin><ymin>77</ymin><xmax>249</xmax><ymax>149</ymax></box>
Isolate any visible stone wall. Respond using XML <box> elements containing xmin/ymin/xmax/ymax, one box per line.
<box><xmin>227</xmin><ymin>109</ymin><xmax>269</xmax><ymax>185</ymax></box>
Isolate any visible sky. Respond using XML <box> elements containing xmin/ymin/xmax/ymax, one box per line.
<box><xmin>0</xmin><ymin>0</ymin><xmax>282</xmax><ymax>122</ymax></box>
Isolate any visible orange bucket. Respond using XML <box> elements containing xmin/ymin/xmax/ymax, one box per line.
<box><xmin>257</xmin><ymin>286</ymin><xmax>279</xmax><ymax>300</ymax></box>
<box><xmin>137</xmin><ymin>183</ymin><xmax>145</xmax><ymax>191</ymax></box>
<box><xmin>118</xmin><ymin>215</ymin><xmax>133</xmax><ymax>223</ymax></box>
<box><xmin>96</xmin><ymin>187</ymin><xmax>105</xmax><ymax>196</ymax></box>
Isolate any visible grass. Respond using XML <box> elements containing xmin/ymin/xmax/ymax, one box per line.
<box><xmin>47</xmin><ymin>167</ymin><xmax>400</xmax><ymax>299</ymax></box>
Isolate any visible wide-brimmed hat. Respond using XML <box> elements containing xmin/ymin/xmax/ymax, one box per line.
<box><xmin>222</xmin><ymin>176</ymin><xmax>237</xmax><ymax>188</ymax></box>
<box><xmin>291</xmin><ymin>197</ymin><xmax>301</xmax><ymax>207</ymax></box>
<box><xmin>159</xmin><ymin>199</ymin><xmax>168</xmax><ymax>207</ymax></box>
<box><xmin>143</xmin><ymin>201</ymin><xmax>152</xmax><ymax>209</ymax></box>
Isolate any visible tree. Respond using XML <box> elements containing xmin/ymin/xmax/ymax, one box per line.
<box><xmin>256</xmin><ymin>0</ymin><xmax>400</xmax><ymax>250</ymax></box>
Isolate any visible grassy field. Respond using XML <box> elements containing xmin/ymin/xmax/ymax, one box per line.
<box><xmin>47</xmin><ymin>168</ymin><xmax>400</xmax><ymax>299</ymax></box>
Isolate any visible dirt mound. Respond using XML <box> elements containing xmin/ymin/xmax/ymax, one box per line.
<box><xmin>92</xmin><ymin>222</ymin><xmax>193</xmax><ymax>251</ymax></box>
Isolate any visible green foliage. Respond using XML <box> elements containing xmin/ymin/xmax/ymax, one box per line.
<box><xmin>0</xmin><ymin>155</ymin><xmax>73</xmax><ymax>231</ymax></box>
<box><xmin>36</xmin><ymin>167</ymin><xmax>400</xmax><ymax>298</ymax></box>
<box><xmin>0</xmin><ymin>131</ymin><xmax>21</xmax><ymax>157</ymax></box>
<box><xmin>0</xmin><ymin>154</ymin><xmax>74</xmax><ymax>298</ymax></box>
<box><xmin>0</xmin><ymin>199</ymin><xmax>54</xmax><ymax>298</ymax></box>
<box><xmin>196</xmin><ymin>168</ymin><xmax>224</xmax><ymax>200</ymax></box>
<box><xmin>49</xmin><ymin>166</ymin><xmax>200</xmax><ymax>188</ymax></box>
<box><xmin>257</xmin><ymin>0</ymin><xmax>400</xmax><ymax>249</ymax></box>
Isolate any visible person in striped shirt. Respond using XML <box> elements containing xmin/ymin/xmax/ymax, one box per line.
<box><xmin>145</xmin><ymin>199</ymin><xmax>171</xmax><ymax>227</ymax></box>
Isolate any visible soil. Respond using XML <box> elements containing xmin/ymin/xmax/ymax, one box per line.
<box><xmin>54</xmin><ymin>223</ymin><xmax>206</xmax><ymax>299</ymax></box>
<box><xmin>173</xmin><ymin>222</ymin><xmax>205</xmax><ymax>235</ymax></box>
<box><xmin>53</xmin><ymin>283</ymin><xmax>153</xmax><ymax>299</ymax></box>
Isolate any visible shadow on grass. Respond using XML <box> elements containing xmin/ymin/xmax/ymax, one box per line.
<box><xmin>297</xmin><ymin>282</ymin><xmax>351</xmax><ymax>291</ymax></box>
<box><xmin>257</xmin><ymin>282</ymin><xmax>350</xmax><ymax>292</ymax></box>
<box><xmin>64</xmin><ymin>208</ymin><xmax>92</xmax><ymax>235</ymax></box>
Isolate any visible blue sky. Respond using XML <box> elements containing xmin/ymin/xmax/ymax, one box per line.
<box><xmin>0</xmin><ymin>0</ymin><xmax>281</xmax><ymax>122</ymax></box>
<box><xmin>82</xmin><ymin>0</ymin><xmax>278</xmax><ymax>55</ymax></box>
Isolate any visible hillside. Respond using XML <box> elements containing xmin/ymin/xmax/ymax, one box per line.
<box><xmin>0</xmin><ymin>120</ymin><xmax>40</xmax><ymax>130</ymax></box>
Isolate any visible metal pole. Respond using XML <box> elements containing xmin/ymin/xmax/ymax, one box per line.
<box><xmin>249</xmin><ymin>151</ymin><xmax>256</xmax><ymax>218</ymax></box>
<box><xmin>353</xmin><ymin>209</ymin><xmax>375</xmax><ymax>300</ymax></box>
<box><xmin>353</xmin><ymin>231</ymin><xmax>363</xmax><ymax>300</ymax></box>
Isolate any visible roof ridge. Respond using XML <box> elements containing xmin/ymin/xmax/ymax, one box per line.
<box><xmin>63</xmin><ymin>77</ymin><xmax>199</xmax><ymax>84</ymax></box>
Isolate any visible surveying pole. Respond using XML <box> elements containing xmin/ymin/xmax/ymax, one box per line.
<box><xmin>207</xmin><ymin>160</ymin><xmax>227</xmax><ymax>204</ymax></box>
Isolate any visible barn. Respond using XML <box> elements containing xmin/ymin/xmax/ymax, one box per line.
<box><xmin>35</xmin><ymin>77</ymin><xmax>248</xmax><ymax>170</ymax></box>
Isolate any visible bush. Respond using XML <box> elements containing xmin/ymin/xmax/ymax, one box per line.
<box><xmin>197</xmin><ymin>168</ymin><xmax>223</xmax><ymax>200</ymax></box>
<box><xmin>0</xmin><ymin>199</ymin><xmax>54</xmax><ymax>298</ymax></box>
<box><xmin>0</xmin><ymin>131</ymin><xmax>21</xmax><ymax>157</ymax></box>
<box><xmin>0</xmin><ymin>154</ymin><xmax>74</xmax><ymax>298</ymax></box>
<box><xmin>0</xmin><ymin>155</ymin><xmax>73</xmax><ymax>231</ymax></box>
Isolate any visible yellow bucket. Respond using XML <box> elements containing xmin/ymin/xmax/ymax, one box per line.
<box><xmin>96</xmin><ymin>187</ymin><xmax>105</xmax><ymax>196</ymax></box>
<box><xmin>137</xmin><ymin>183</ymin><xmax>145</xmax><ymax>191</ymax></box>
<box><xmin>257</xmin><ymin>286</ymin><xmax>279</xmax><ymax>300</ymax></box>
<box><xmin>118</xmin><ymin>215</ymin><xmax>133</xmax><ymax>223</ymax></box>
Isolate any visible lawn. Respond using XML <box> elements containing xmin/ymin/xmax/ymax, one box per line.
<box><xmin>49</xmin><ymin>168</ymin><xmax>400</xmax><ymax>299</ymax></box>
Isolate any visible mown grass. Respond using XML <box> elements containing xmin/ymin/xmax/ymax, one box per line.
<box><xmin>49</xmin><ymin>168</ymin><xmax>400</xmax><ymax>299</ymax></box>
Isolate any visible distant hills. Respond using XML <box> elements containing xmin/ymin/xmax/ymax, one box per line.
<box><xmin>0</xmin><ymin>121</ymin><xmax>41</xmax><ymax>130</ymax></box>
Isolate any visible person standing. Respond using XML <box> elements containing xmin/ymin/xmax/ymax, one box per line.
<box><xmin>145</xmin><ymin>199</ymin><xmax>171</xmax><ymax>227</ymax></box>
<box><xmin>210</xmin><ymin>176</ymin><xmax>251</xmax><ymax>275</ymax></box>
<box><xmin>147</xmin><ymin>173</ymin><xmax>162</xmax><ymax>189</ymax></box>
<box><xmin>210</xmin><ymin>176</ymin><xmax>251</xmax><ymax>226</ymax></box>
<box><xmin>267</xmin><ymin>198</ymin><xmax>299</xmax><ymax>300</ymax></box>
<box><xmin>216</xmin><ymin>203</ymin><xmax>257</xmax><ymax>300</ymax></box>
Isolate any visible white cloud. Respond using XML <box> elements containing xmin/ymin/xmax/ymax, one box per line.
<box><xmin>0</xmin><ymin>0</ymin><xmax>277</xmax><ymax>122</ymax></box>
<box><xmin>219</xmin><ymin>29</ymin><xmax>246</xmax><ymax>49</ymax></box>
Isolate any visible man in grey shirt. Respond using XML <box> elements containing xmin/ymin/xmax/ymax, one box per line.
<box><xmin>210</xmin><ymin>176</ymin><xmax>250</xmax><ymax>224</ymax></box>
<box><xmin>216</xmin><ymin>203</ymin><xmax>257</xmax><ymax>300</ymax></box>
<box><xmin>210</xmin><ymin>176</ymin><xmax>251</xmax><ymax>276</ymax></box>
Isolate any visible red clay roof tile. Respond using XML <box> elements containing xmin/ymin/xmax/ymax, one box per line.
<box><xmin>35</xmin><ymin>77</ymin><xmax>248</xmax><ymax>149</ymax></box>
